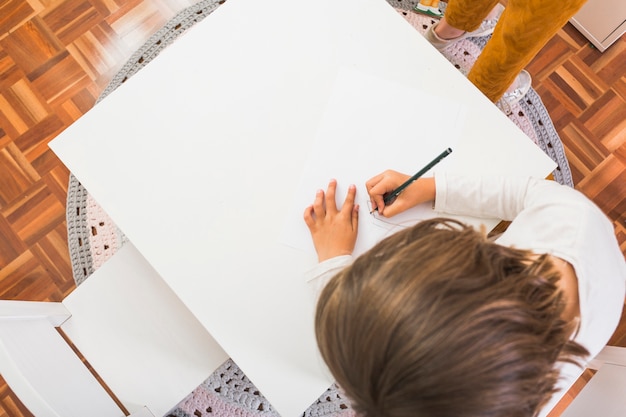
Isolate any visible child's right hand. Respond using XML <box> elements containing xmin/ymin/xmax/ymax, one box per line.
<box><xmin>366</xmin><ymin>171</ymin><xmax>436</xmax><ymax>217</ymax></box>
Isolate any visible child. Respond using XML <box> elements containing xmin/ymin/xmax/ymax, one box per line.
<box><xmin>303</xmin><ymin>173</ymin><xmax>625</xmax><ymax>417</ymax></box>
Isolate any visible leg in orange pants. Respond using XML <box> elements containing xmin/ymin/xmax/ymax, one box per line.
<box><xmin>443</xmin><ymin>0</ymin><xmax>588</xmax><ymax>102</ymax></box>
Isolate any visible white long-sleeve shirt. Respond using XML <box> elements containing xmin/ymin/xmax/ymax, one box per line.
<box><xmin>309</xmin><ymin>174</ymin><xmax>626</xmax><ymax>415</ymax></box>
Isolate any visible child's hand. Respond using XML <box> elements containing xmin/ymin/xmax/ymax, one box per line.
<box><xmin>303</xmin><ymin>179</ymin><xmax>359</xmax><ymax>262</ymax></box>
<box><xmin>366</xmin><ymin>172</ymin><xmax>436</xmax><ymax>217</ymax></box>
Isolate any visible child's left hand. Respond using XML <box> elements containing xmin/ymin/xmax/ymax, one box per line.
<box><xmin>303</xmin><ymin>179</ymin><xmax>359</xmax><ymax>262</ymax></box>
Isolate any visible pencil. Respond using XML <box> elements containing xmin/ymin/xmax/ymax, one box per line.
<box><xmin>370</xmin><ymin>147</ymin><xmax>452</xmax><ymax>214</ymax></box>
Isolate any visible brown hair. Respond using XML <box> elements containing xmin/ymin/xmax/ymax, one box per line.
<box><xmin>315</xmin><ymin>218</ymin><xmax>588</xmax><ymax>417</ymax></box>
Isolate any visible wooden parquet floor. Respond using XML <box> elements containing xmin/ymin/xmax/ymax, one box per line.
<box><xmin>0</xmin><ymin>1</ymin><xmax>624</xmax><ymax>415</ymax></box>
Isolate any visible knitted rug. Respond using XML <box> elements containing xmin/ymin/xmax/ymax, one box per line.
<box><xmin>66</xmin><ymin>1</ymin><xmax>573</xmax><ymax>416</ymax></box>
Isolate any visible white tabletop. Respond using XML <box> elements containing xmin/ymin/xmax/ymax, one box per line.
<box><xmin>50</xmin><ymin>0</ymin><xmax>556</xmax><ymax>415</ymax></box>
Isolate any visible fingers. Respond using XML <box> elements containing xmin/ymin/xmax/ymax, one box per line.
<box><xmin>351</xmin><ymin>203</ymin><xmax>359</xmax><ymax>231</ymax></box>
<box><xmin>313</xmin><ymin>187</ymin><xmax>326</xmax><ymax>218</ymax></box>
<box><xmin>303</xmin><ymin>188</ymin><xmax>325</xmax><ymax>230</ymax></box>
<box><xmin>366</xmin><ymin>177</ymin><xmax>387</xmax><ymax>214</ymax></box>
<box><xmin>342</xmin><ymin>184</ymin><xmax>359</xmax><ymax>230</ymax></box>
<box><xmin>341</xmin><ymin>184</ymin><xmax>357</xmax><ymax>213</ymax></box>
<box><xmin>303</xmin><ymin>180</ymin><xmax>358</xmax><ymax>228</ymax></box>
<box><xmin>303</xmin><ymin>205</ymin><xmax>315</xmax><ymax>229</ymax></box>
<box><xmin>376</xmin><ymin>198</ymin><xmax>406</xmax><ymax>217</ymax></box>
<box><xmin>365</xmin><ymin>172</ymin><xmax>385</xmax><ymax>191</ymax></box>
<box><xmin>365</xmin><ymin>170</ymin><xmax>411</xmax><ymax>215</ymax></box>
<box><xmin>365</xmin><ymin>173</ymin><xmax>385</xmax><ymax>204</ymax></box>
<box><xmin>325</xmin><ymin>179</ymin><xmax>338</xmax><ymax>212</ymax></box>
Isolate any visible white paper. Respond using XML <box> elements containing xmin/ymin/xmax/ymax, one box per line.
<box><xmin>282</xmin><ymin>67</ymin><xmax>464</xmax><ymax>257</ymax></box>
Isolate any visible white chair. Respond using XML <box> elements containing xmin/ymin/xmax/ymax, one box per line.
<box><xmin>559</xmin><ymin>345</ymin><xmax>626</xmax><ymax>416</ymax></box>
<box><xmin>0</xmin><ymin>243</ymin><xmax>228</xmax><ymax>417</ymax></box>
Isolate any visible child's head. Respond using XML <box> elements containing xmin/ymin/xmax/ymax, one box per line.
<box><xmin>315</xmin><ymin>218</ymin><xmax>587</xmax><ymax>417</ymax></box>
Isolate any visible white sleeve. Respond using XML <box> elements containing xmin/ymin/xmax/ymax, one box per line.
<box><xmin>305</xmin><ymin>255</ymin><xmax>353</xmax><ymax>297</ymax></box>
<box><xmin>433</xmin><ymin>172</ymin><xmax>537</xmax><ymax>220</ymax></box>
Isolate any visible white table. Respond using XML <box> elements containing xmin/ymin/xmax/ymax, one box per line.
<box><xmin>50</xmin><ymin>0</ymin><xmax>556</xmax><ymax>415</ymax></box>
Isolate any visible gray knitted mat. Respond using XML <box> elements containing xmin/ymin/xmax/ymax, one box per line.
<box><xmin>66</xmin><ymin>1</ymin><xmax>572</xmax><ymax>416</ymax></box>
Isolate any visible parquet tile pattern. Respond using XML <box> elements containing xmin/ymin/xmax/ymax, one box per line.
<box><xmin>527</xmin><ymin>24</ymin><xmax>626</xmax><ymax>255</ymax></box>
<box><xmin>0</xmin><ymin>1</ymin><xmax>623</xmax><ymax>415</ymax></box>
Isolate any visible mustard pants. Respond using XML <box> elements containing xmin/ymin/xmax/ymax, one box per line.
<box><xmin>444</xmin><ymin>0</ymin><xmax>587</xmax><ymax>101</ymax></box>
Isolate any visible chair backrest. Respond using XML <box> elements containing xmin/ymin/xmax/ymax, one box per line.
<box><xmin>0</xmin><ymin>301</ymin><xmax>128</xmax><ymax>417</ymax></box>
<box><xmin>0</xmin><ymin>243</ymin><xmax>228</xmax><ymax>417</ymax></box>
<box><xmin>560</xmin><ymin>345</ymin><xmax>626</xmax><ymax>416</ymax></box>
